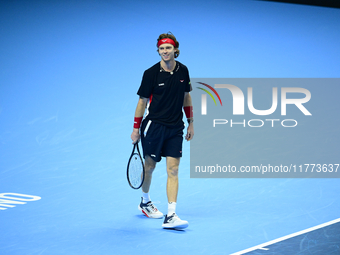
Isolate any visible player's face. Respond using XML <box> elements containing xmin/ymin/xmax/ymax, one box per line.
<box><xmin>158</xmin><ymin>43</ymin><xmax>176</xmax><ymax>62</ymax></box>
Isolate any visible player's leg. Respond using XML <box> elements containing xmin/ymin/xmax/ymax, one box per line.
<box><xmin>166</xmin><ymin>156</ymin><xmax>180</xmax><ymax>203</ymax></box>
<box><xmin>162</xmin><ymin>156</ymin><xmax>188</xmax><ymax>229</ymax></box>
<box><xmin>142</xmin><ymin>155</ymin><xmax>156</xmax><ymax>193</ymax></box>
<box><xmin>138</xmin><ymin>121</ymin><xmax>164</xmax><ymax>219</ymax></box>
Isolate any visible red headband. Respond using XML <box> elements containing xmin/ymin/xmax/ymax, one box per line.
<box><xmin>157</xmin><ymin>38</ymin><xmax>176</xmax><ymax>48</ymax></box>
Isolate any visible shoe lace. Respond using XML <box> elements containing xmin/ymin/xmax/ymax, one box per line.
<box><xmin>171</xmin><ymin>213</ymin><xmax>178</xmax><ymax>220</ymax></box>
<box><xmin>148</xmin><ymin>201</ymin><xmax>160</xmax><ymax>212</ymax></box>
<box><xmin>166</xmin><ymin>213</ymin><xmax>177</xmax><ymax>222</ymax></box>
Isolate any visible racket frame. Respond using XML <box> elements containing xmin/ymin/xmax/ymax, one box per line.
<box><xmin>127</xmin><ymin>142</ymin><xmax>145</xmax><ymax>189</ymax></box>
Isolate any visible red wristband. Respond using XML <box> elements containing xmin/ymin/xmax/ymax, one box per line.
<box><xmin>134</xmin><ymin>117</ymin><xmax>142</xmax><ymax>128</ymax></box>
<box><xmin>184</xmin><ymin>106</ymin><xmax>193</xmax><ymax>119</ymax></box>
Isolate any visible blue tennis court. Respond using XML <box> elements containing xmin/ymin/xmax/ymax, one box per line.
<box><xmin>1</xmin><ymin>1</ymin><xmax>339</xmax><ymax>254</ymax></box>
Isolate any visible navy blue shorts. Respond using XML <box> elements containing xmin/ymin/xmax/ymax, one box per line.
<box><xmin>140</xmin><ymin>119</ymin><xmax>184</xmax><ymax>162</ymax></box>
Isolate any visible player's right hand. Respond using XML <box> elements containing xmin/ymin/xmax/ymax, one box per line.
<box><xmin>131</xmin><ymin>128</ymin><xmax>140</xmax><ymax>144</ymax></box>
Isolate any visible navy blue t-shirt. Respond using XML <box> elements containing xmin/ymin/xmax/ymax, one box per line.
<box><xmin>137</xmin><ymin>61</ymin><xmax>192</xmax><ymax>127</ymax></box>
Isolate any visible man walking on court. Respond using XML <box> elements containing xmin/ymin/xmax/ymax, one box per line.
<box><xmin>131</xmin><ymin>32</ymin><xmax>194</xmax><ymax>229</ymax></box>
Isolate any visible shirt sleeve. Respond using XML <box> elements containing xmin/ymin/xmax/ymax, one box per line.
<box><xmin>137</xmin><ymin>70</ymin><xmax>153</xmax><ymax>98</ymax></box>
<box><xmin>185</xmin><ymin>66</ymin><xmax>192</xmax><ymax>92</ymax></box>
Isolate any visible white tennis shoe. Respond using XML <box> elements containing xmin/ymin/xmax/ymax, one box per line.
<box><xmin>162</xmin><ymin>213</ymin><xmax>189</xmax><ymax>229</ymax></box>
<box><xmin>138</xmin><ymin>198</ymin><xmax>163</xmax><ymax>219</ymax></box>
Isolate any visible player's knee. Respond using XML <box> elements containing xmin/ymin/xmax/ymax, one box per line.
<box><xmin>145</xmin><ymin>166</ymin><xmax>155</xmax><ymax>175</ymax></box>
<box><xmin>145</xmin><ymin>156</ymin><xmax>156</xmax><ymax>174</ymax></box>
<box><xmin>167</xmin><ymin>165</ymin><xmax>178</xmax><ymax>177</ymax></box>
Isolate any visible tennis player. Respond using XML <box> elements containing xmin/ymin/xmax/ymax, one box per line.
<box><xmin>131</xmin><ymin>32</ymin><xmax>194</xmax><ymax>229</ymax></box>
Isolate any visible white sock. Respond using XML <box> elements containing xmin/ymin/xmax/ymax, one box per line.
<box><xmin>168</xmin><ymin>202</ymin><xmax>176</xmax><ymax>215</ymax></box>
<box><xmin>142</xmin><ymin>192</ymin><xmax>150</xmax><ymax>203</ymax></box>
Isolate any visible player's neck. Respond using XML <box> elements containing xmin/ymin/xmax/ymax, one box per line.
<box><xmin>160</xmin><ymin>59</ymin><xmax>176</xmax><ymax>72</ymax></box>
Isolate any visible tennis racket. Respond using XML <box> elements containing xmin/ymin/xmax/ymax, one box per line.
<box><xmin>127</xmin><ymin>142</ymin><xmax>145</xmax><ymax>189</ymax></box>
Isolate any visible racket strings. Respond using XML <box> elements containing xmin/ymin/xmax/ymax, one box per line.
<box><xmin>128</xmin><ymin>154</ymin><xmax>144</xmax><ymax>187</ymax></box>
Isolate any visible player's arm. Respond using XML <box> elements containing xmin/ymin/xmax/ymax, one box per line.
<box><xmin>131</xmin><ymin>97</ymin><xmax>148</xmax><ymax>144</ymax></box>
<box><xmin>183</xmin><ymin>92</ymin><xmax>194</xmax><ymax>141</ymax></box>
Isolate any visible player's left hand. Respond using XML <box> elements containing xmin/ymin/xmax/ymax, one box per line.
<box><xmin>185</xmin><ymin>123</ymin><xmax>194</xmax><ymax>141</ymax></box>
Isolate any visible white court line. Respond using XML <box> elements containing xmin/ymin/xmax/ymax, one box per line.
<box><xmin>230</xmin><ymin>217</ymin><xmax>340</xmax><ymax>255</ymax></box>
